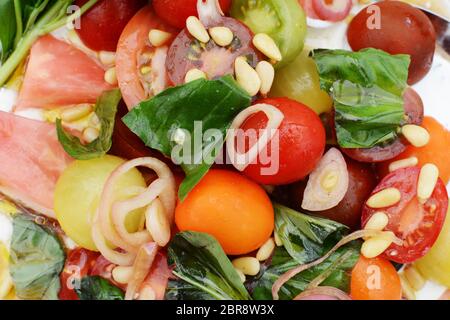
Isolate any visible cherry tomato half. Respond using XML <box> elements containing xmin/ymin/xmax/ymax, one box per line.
<box><xmin>361</xmin><ymin>166</ymin><xmax>448</xmax><ymax>264</ymax></box>
<box><xmin>153</xmin><ymin>0</ymin><xmax>232</xmax><ymax>29</ymax></box>
<box><xmin>75</xmin><ymin>0</ymin><xmax>147</xmax><ymax>52</ymax></box>
<box><xmin>347</xmin><ymin>1</ymin><xmax>436</xmax><ymax>84</ymax></box>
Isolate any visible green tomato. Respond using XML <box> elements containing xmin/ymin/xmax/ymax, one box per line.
<box><xmin>231</xmin><ymin>0</ymin><xmax>307</xmax><ymax>68</ymax></box>
<box><xmin>54</xmin><ymin>155</ymin><xmax>146</xmax><ymax>251</ymax></box>
<box><xmin>270</xmin><ymin>50</ymin><xmax>333</xmax><ymax>115</ymax></box>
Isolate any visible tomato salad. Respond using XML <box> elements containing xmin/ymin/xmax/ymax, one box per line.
<box><xmin>0</xmin><ymin>0</ymin><xmax>449</xmax><ymax>301</ymax></box>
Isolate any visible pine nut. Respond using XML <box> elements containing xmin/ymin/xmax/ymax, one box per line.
<box><xmin>209</xmin><ymin>26</ymin><xmax>234</xmax><ymax>46</ymax></box>
<box><xmin>389</xmin><ymin>157</ymin><xmax>419</xmax><ymax>172</ymax></box>
<box><xmin>404</xmin><ymin>266</ymin><xmax>425</xmax><ymax>291</ymax></box>
<box><xmin>82</xmin><ymin>127</ymin><xmax>100</xmax><ymax>143</ymax></box>
<box><xmin>252</xmin><ymin>33</ymin><xmax>282</xmax><ymax>62</ymax></box>
<box><xmin>232</xmin><ymin>257</ymin><xmax>260</xmax><ymax>276</ymax></box>
<box><xmin>88</xmin><ymin>112</ymin><xmax>100</xmax><ymax>127</ymax></box>
<box><xmin>186</xmin><ymin>16</ymin><xmax>210</xmax><ymax>43</ymax></box>
<box><xmin>140</xmin><ymin>66</ymin><xmax>152</xmax><ymax>75</ymax></box>
<box><xmin>112</xmin><ymin>266</ymin><xmax>133</xmax><ymax>284</ymax></box>
<box><xmin>185</xmin><ymin>68</ymin><xmax>207</xmax><ymax>83</ymax></box>
<box><xmin>367</xmin><ymin>188</ymin><xmax>401</xmax><ymax>208</ymax></box>
<box><xmin>256</xmin><ymin>238</ymin><xmax>275</xmax><ymax>261</ymax></box>
<box><xmin>104</xmin><ymin>67</ymin><xmax>118</xmax><ymax>85</ymax></box>
<box><xmin>274</xmin><ymin>232</ymin><xmax>282</xmax><ymax>246</ymax></box>
<box><xmin>138</xmin><ymin>285</ymin><xmax>156</xmax><ymax>300</ymax></box>
<box><xmin>234</xmin><ymin>56</ymin><xmax>261</xmax><ymax>96</ymax></box>
<box><xmin>364</xmin><ymin>212</ymin><xmax>389</xmax><ymax>231</ymax></box>
<box><xmin>402</xmin><ymin>125</ymin><xmax>430</xmax><ymax>147</ymax></box>
<box><xmin>149</xmin><ymin>29</ymin><xmax>172</xmax><ymax>47</ymax></box>
<box><xmin>255</xmin><ymin>61</ymin><xmax>274</xmax><ymax>96</ymax></box>
<box><xmin>60</xmin><ymin>104</ymin><xmax>92</xmax><ymax>123</ymax></box>
<box><xmin>145</xmin><ymin>198</ymin><xmax>171</xmax><ymax>246</ymax></box>
<box><xmin>417</xmin><ymin>163</ymin><xmax>439</xmax><ymax>204</ymax></box>
<box><xmin>361</xmin><ymin>232</ymin><xmax>394</xmax><ymax>258</ymax></box>
<box><xmin>235</xmin><ymin>268</ymin><xmax>246</xmax><ymax>283</ymax></box>
<box><xmin>99</xmin><ymin>51</ymin><xmax>116</xmax><ymax>66</ymax></box>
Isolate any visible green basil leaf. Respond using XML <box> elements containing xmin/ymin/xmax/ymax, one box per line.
<box><xmin>123</xmin><ymin>76</ymin><xmax>251</xmax><ymax>201</ymax></box>
<box><xmin>311</xmin><ymin>48</ymin><xmax>410</xmax><ymax>149</ymax></box>
<box><xmin>0</xmin><ymin>0</ymin><xmax>16</xmax><ymax>62</ymax></box>
<box><xmin>56</xmin><ymin>89</ymin><xmax>121</xmax><ymax>160</ymax></box>
<box><xmin>166</xmin><ymin>231</ymin><xmax>252</xmax><ymax>300</ymax></box>
<box><xmin>75</xmin><ymin>276</ymin><xmax>124</xmax><ymax>300</ymax></box>
<box><xmin>9</xmin><ymin>213</ymin><xmax>65</xmax><ymax>300</ymax></box>
<box><xmin>274</xmin><ymin>204</ymin><xmax>348</xmax><ymax>264</ymax></box>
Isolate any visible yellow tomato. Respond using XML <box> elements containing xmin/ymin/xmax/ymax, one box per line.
<box><xmin>55</xmin><ymin>155</ymin><xmax>146</xmax><ymax>251</ymax></box>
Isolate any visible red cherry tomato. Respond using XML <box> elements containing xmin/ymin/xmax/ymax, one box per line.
<box><xmin>238</xmin><ymin>98</ymin><xmax>326</xmax><ymax>185</ymax></box>
<box><xmin>75</xmin><ymin>0</ymin><xmax>147</xmax><ymax>52</ymax></box>
<box><xmin>153</xmin><ymin>0</ymin><xmax>232</xmax><ymax>29</ymax></box>
<box><xmin>347</xmin><ymin>1</ymin><xmax>436</xmax><ymax>84</ymax></box>
<box><xmin>312</xmin><ymin>0</ymin><xmax>352</xmax><ymax>22</ymax></box>
<box><xmin>116</xmin><ymin>6</ymin><xmax>177</xmax><ymax>109</ymax></box>
<box><xmin>59</xmin><ymin>248</ymin><xmax>100</xmax><ymax>300</ymax></box>
<box><xmin>361</xmin><ymin>166</ymin><xmax>448</xmax><ymax>264</ymax></box>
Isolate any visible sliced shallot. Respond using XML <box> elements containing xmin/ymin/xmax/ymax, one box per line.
<box><xmin>197</xmin><ymin>0</ymin><xmax>224</xmax><ymax>27</ymax></box>
<box><xmin>294</xmin><ymin>286</ymin><xmax>351</xmax><ymax>300</ymax></box>
<box><xmin>226</xmin><ymin>103</ymin><xmax>284</xmax><ymax>172</ymax></box>
<box><xmin>145</xmin><ymin>198</ymin><xmax>171</xmax><ymax>247</ymax></box>
<box><xmin>301</xmin><ymin>147</ymin><xmax>349</xmax><ymax>211</ymax></box>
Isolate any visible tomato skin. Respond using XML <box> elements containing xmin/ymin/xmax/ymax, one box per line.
<box><xmin>347</xmin><ymin>1</ymin><xmax>436</xmax><ymax>84</ymax></box>
<box><xmin>75</xmin><ymin>0</ymin><xmax>147</xmax><ymax>52</ymax></box>
<box><xmin>351</xmin><ymin>256</ymin><xmax>402</xmax><ymax>300</ymax></box>
<box><xmin>361</xmin><ymin>167</ymin><xmax>448</xmax><ymax>264</ymax></box>
<box><xmin>240</xmin><ymin>98</ymin><xmax>326</xmax><ymax>185</ymax></box>
<box><xmin>175</xmin><ymin>170</ymin><xmax>274</xmax><ymax>255</ymax></box>
<box><xmin>59</xmin><ymin>248</ymin><xmax>100</xmax><ymax>300</ymax></box>
<box><xmin>153</xmin><ymin>0</ymin><xmax>231</xmax><ymax>29</ymax></box>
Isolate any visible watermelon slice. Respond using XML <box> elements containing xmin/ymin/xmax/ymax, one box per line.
<box><xmin>0</xmin><ymin>111</ymin><xmax>73</xmax><ymax>217</ymax></box>
<box><xmin>15</xmin><ymin>35</ymin><xmax>113</xmax><ymax>110</ymax></box>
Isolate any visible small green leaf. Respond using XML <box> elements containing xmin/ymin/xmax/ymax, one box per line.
<box><xmin>76</xmin><ymin>276</ymin><xmax>124</xmax><ymax>300</ymax></box>
<box><xmin>0</xmin><ymin>0</ymin><xmax>16</xmax><ymax>62</ymax></box>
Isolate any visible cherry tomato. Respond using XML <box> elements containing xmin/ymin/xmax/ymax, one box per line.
<box><xmin>341</xmin><ymin>87</ymin><xmax>424</xmax><ymax>163</ymax></box>
<box><xmin>312</xmin><ymin>0</ymin><xmax>352</xmax><ymax>22</ymax></box>
<box><xmin>75</xmin><ymin>0</ymin><xmax>147</xmax><ymax>52</ymax></box>
<box><xmin>116</xmin><ymin>6</ymin><xmax>178</xmax><ymax>109</ymax></box>
<box><xmin>175</xmin><ymin>170</ymin><xmax>274</xmax><ymax>255</ymax></box>
<box><xmin>153</xmin><ymin>0</ymin><xmax>232</xmax><ymax>29</ymax></box>
<box><xmin>59</xmin><ymin>248</ymin><xmax>99</xmax><ymax>300</ymax></box>
<box><xmin>347</xmin><ymin>1</ymin><xmax>436</xmax><ymax>84</ymax></box>
<box><xmin>239</xmin><ymin>98</ymin><xmax>326</xmax><ymax>185</ymax></box>
<box><xmin>351</xmin><ymin>256</ymin><xmax>402</xmax><ymax>300</ymax></box>
<box><xmin>362</xmin><ymin>166</ymin><xmax>448</xmax><ymax>264</ymax></box>
<box><xmin>378</xmin><ymin>116</ymin><xmax>450</xmax><ymax>184</ymax></box>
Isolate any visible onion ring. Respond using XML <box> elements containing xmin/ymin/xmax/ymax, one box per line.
<box><xmin>197</xmin><ymin>0</ymin><xmax>224</xmax><ymax>27</ymax></box>
<box><xmin>294</xmin><ymin>286</ymin><xmax>352</xmax><ymax>300</ymax></box>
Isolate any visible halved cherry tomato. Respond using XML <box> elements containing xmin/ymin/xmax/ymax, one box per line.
<box><xmin>341</xmin><ymin>87</ymin><xmax>424</xmax><ymax>163</ymax></box>
<box><xmin>153</xmin><ymin>0</ymin><xmax>232</xmax><ymax>29</ymax></box>
<box><xmin>75</xmin><ymin>0</ymin><xmax>147</xmax><ymax>51</ymax></box>
<box><xmin>59</xmin><ymin>248</ymin><xmax>100</xmax><ymax>300</ymax></box>
<box><xmin>239</xmin><ymin>98</ymin><xmax>326</xmax><ymax>185</ymax></box>
<box><xmin>175</xmin><ymin>170</ymin><xmax>274</xmax><ymax>255</ymax></box>
<box><xmin>312</xmin><ymin>0</ymin><xmax>352</xmax><ymax>22</ymax></box>
<box><xmin>361</xmin><ymin>166</ymin><xmax>448</xmax><ymax>264</ymax></box>
<box><xmin>116</xmin><ymin>6</ymin><xmax>178</xmax><ymax>109</ymax></box>
<box><xmin>351</xmin><ymin>256</ymin><xmax>402</xmax><ymax>300</ymax></box>
<box><xmin>348</xmin><ymin>1</ymin><xmax>436</xmax><ymax>84</ymax></box>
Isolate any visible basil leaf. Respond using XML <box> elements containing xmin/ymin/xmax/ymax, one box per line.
<box><xmin>274</xmin><ymin>204</ymin><xmax>348</xmax><ymax>264</ymax></box>
<box><xmin>0</xmin><ymin>0</ymin><xmax>16</xmax><ymax>62</ymax></box>
<box><xmin>166</xmin><ymin>231</ymin><xmax>252</xmax><ymax>300</ymax></box>
<box><xmin>311</xmin><ymin>48</ymin><xmax>410</xmax><ymax>149</ymax></box>
<box><xmin>9</xmin><ymin>214</ymin><xmax>65</xmax><ymax>300</ymax></box>
<box><xmin>75</xmin><ymin>276</ymin><xmax>124</xmax><ymax>300</ymax></box>
<box><xmin>123</xmin><ymin>76</ymin><xmax>251</xmax><ymax>200</ymax></box>
<box><xmin>56</xmin><ymin>89</ymin><xmax>121</xmax><ymax>160</ymax></box>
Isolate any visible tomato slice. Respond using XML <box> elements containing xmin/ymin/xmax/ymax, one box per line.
<box><xmin>361</xmin><ymin>166</ymin><xmax>448</xmax><ymax>264</ymax></box>
<box><xmin>116</xmin><ymin>6</ymin><xmax>177</xmax><ymax>109</ymax></box>
<box><xmin>166</xmin><ymin>17</ymin><xmax>260</xmax><ymax>86</ymax></box>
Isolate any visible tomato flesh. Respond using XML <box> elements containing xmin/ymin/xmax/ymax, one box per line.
<box><xmin>361</xmin><ymin>167</ymin><xmax>448</xmax><ymax>264</ymax></box>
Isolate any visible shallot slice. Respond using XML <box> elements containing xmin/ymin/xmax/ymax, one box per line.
<box><xmin>226</xmin><ymin>103</ymin><xmax>284</xmax><ymax>172</ymax></box>
<box><xmin>197</xmin><ymin>0</ymin><xmax>224</xmax><ymax>27</ymax></box>
<box><xmin>301</xmin><ymin>148</ymin><xmax>349</xmax><ymax>211</ymax></box>
<box><xmin>294</xmin><ymin>286</ymin><xmax>351</xmax><ymax>300</ymax></box>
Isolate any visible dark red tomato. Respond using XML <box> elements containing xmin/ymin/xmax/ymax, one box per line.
<box><xmin>75</xmin><ymin>0</ymin><xmax>147</xmax><ymax>51</ymax></box>
<box><xmin>59</xmin><ymin>248</ymin><xmax>99</xmax><ymax>300</ymax></box>
<box><xmin>153</xmin><ymin>0</ymin><xmax>232</xmax><ymax>29</ymax></box>
<box><xmin>342</xmin><ymin>87</ymin><xmax>424</xmax><ymax>163</ymax></box>
<box><xmin>361</xmin><ymin>166</ymin><xmax>448</xmax><ymax>264</ymax></box>
<box><xmin>347</xmin><ymin>1</ymin><xmax>436</xmax><ymax>84</ymax></box>
<box><xmin>166</xmin><ymin>17</ymin><xmax>260</xmax><ymax>85</ymax></box>
<box><xmin>239</xmin><ymin>98</ymin><xmax>326</xmax><ymax>185</ymax></box>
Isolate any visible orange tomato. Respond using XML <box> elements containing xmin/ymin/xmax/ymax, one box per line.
<box><xmin>351</xmin><ymin>256</ymin><xmax>402</xmax><ymax>300</ymax></box>
<box><xmin>378</xmin><ymin>116</ymin><xmax>450</xmax><ymax>183</ymax></box>
<box><xmin>175</xmin><ymin>170</ymin><xmax>274</xmax><ymax>255</ymax></box>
